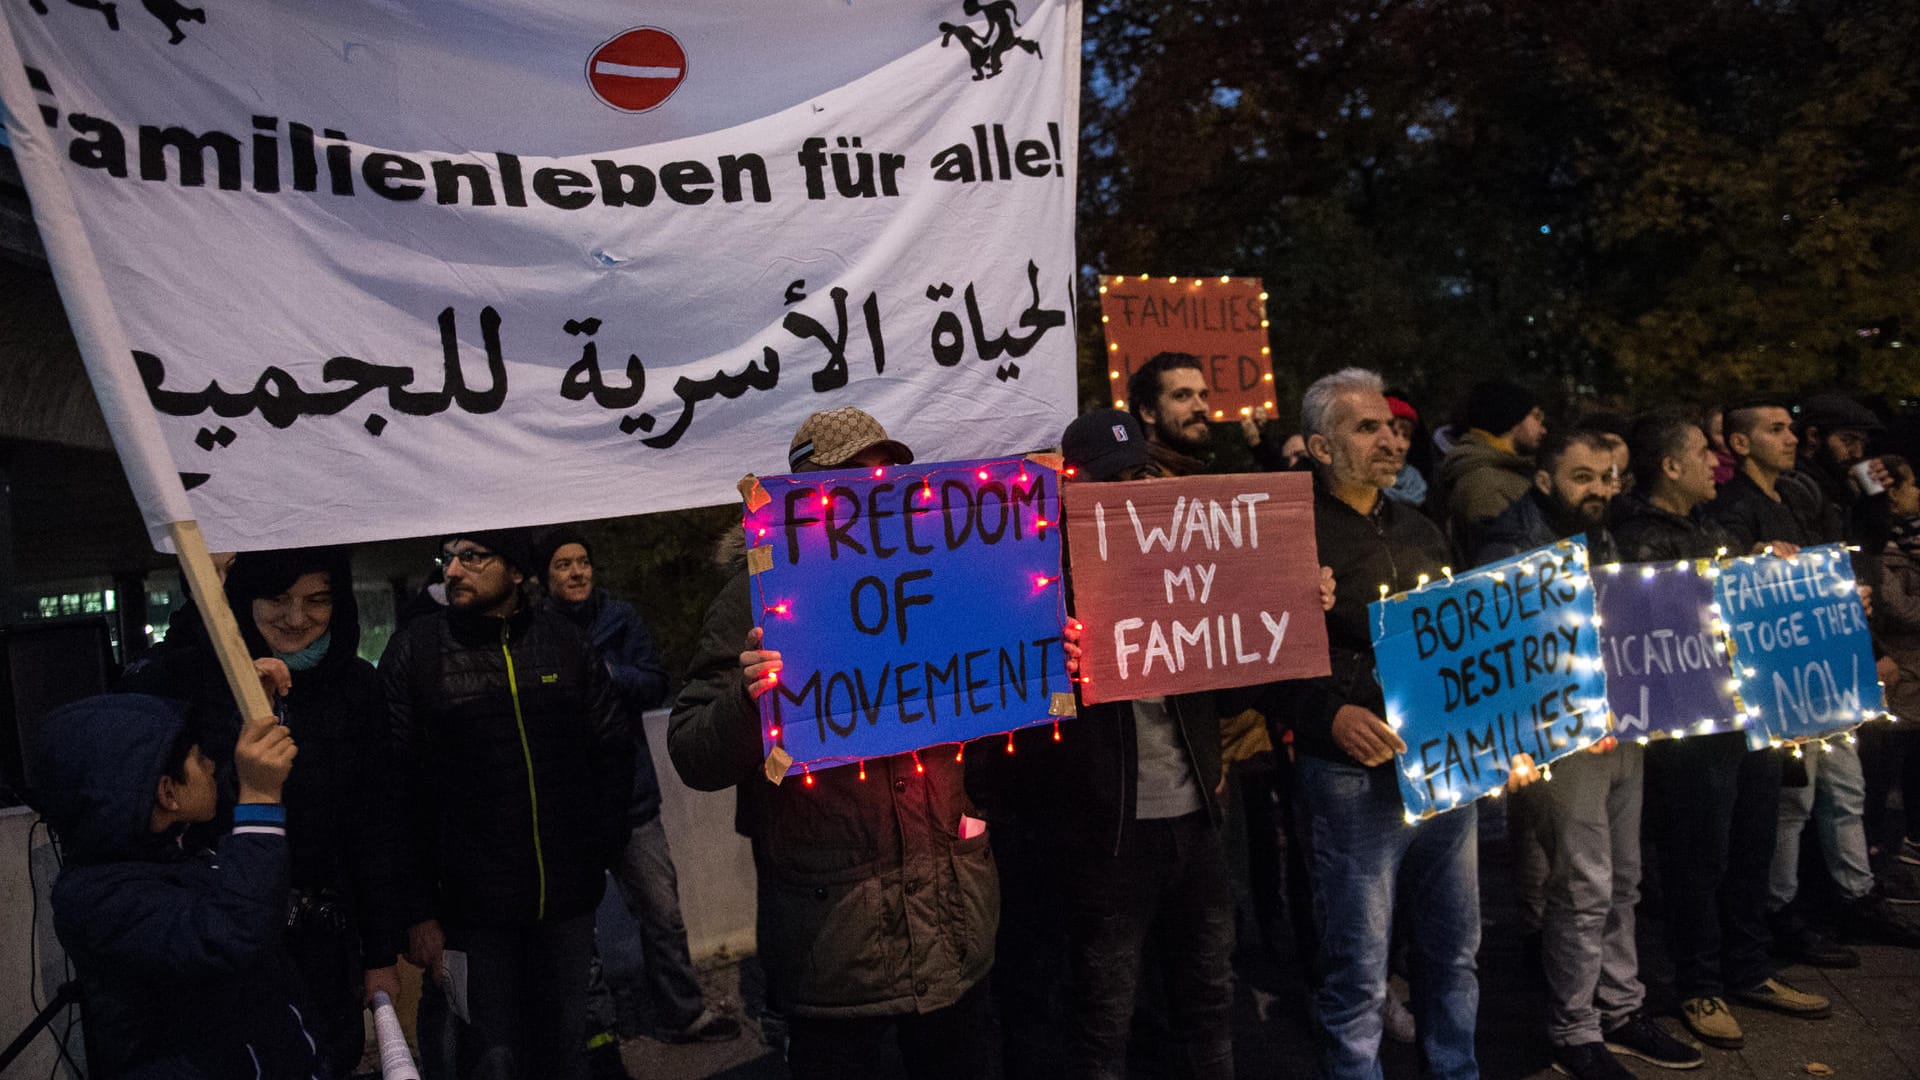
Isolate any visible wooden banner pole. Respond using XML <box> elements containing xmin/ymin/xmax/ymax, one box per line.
<box><xmin>166</xmin><ymin>520</ymin><xmax>274</xmax><ymax>722</ymax></box>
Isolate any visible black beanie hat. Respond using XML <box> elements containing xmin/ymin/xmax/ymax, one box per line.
<box><xmin>439</xmin><ymin>527</ymin><xmax>534</xmax><ymax>577</ymax></box>
<box><xmin>1465</xmin><ymin>381</ymin><xmax>1539</xmax><ymax>436</ymax></box>
<box><xmin>530</xmin><ymin>526</ymin><xmax>592</xmax><ymax>584</ymax></box>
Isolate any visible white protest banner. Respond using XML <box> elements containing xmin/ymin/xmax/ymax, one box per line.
<box><xmin>0</xmin><ymin>0</ymin><xmax>1082</xmax><ymax>551</ymax></box>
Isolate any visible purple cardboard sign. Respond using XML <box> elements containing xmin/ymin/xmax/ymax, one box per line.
<box><xmin>1593</xmin><ymin>560</ymin><xmax>1742</xmax><ymax>741</ymax></box>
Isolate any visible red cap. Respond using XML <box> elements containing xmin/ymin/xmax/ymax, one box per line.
<box><xmin>1386</xmin><ymin>396</ymin><xmax>1419</xmax><ymax>423</ymax></box>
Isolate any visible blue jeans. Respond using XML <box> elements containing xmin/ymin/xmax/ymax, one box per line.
<box><xmin>603</xmin><ymin>815</ymin><xmax>707</xmax><ymax>1031</ymax></box>
<box><xmin>1297</xmin><ymin>756</ymin><xmax>1480</xmax><ymax>1080</ymax></box>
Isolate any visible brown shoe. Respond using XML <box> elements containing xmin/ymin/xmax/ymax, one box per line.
<box><xmin>1680</xmin><ymin>996</ymin><xmax>1744</xmax><ymax>1050</ymax></box>
<box><xmin>1730</xmin><ymin>977</ymin><xmax>1831</xmax><ymax>1019</ymax></box>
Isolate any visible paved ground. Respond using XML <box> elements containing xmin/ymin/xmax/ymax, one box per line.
<box><xmin>609</xmin><ymin>801</ymin><xmax>1920</xmax><ymax>1079</ymax></box>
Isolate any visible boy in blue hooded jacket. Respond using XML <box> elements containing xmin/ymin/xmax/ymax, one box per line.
<box><xmin>36</xmin><ymin>693</ymin><xmax>322</xmax><ymax>1079</ymax></box>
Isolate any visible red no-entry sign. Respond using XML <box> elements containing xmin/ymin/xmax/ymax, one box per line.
<box><xmin>587</xmin><ymin>28</ymin><xmax>688</xmax><ymax>113</ymax></box>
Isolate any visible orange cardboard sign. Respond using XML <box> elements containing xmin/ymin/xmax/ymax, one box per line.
<box><xmin>1064</xmin><ymin>471</ymin><xmax>1328</xmax><ymax>705</ymax></box>
<box><xmin>1097</xmin><ymin>275</ymin><xmax>1273</xmax><ymax>419</ymax></box>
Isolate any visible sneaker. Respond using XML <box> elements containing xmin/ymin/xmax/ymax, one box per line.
<box><xmin>669</xmin><ymin>1007</ymin><xmax>743</xmax><ymax>1044</ymax></box>
<box><xmin>586</xmin><ymin>1036</ymin><xmax>631</xmax><ymax>1080</ymax></box>
<box><xmin>1768</xmin><ymin>915</ymin><xmax>1860</xmax><ymax>969</ymax></box>
<box><xmin>1730</xmin><ymin>977</ymin><xmax>1831</xmax><ymax>1019</ymax></box>
<box><xmin>1550</xmin><ymin>1041</ymin><xmax>1635</xmax><ymax>1080</ymax></box>
<box><xmin>1604</xmin><ymin>1010</ymin><xmax>1705</xmax><ymax>1069</ymax></box>
<box><xmin>1680</xmin><ymin>996</ymin><xmax>1744</xmax><ymax>1049</ymax></box>
<box><xmin>1839</xmin><ymin>892</ymin><xmax>1920</xmax><ymax>948</ymax></box>
<box><xmin>1902</xmin><ymin>837</ymin><xmax>1920</xmax><ymax>867</ymax></box>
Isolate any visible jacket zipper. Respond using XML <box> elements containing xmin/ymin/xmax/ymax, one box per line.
<box><xmin>501</xmin><ymin>622</ymin><xmax>547</xmax><ymax>920</ymax></box>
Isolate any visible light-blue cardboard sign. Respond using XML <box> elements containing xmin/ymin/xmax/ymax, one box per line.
<box><xmin>1369</xmin><ymin>539</ymin><xmax>1611</xmax><ymax>819</ymax></box>
<box><xmin>1715</xmin><ymin>544</ymin><xmax>1884</xmax><ymax>749</ymax></box>
<box><xmin>746</xmin><ymin>456</ymin><xmax>1068</xmax><ymax>776</ymax></box>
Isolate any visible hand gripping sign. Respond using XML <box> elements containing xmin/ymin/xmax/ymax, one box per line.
<box><xmin>1061</xmin><ymin>471</ymin><xmax>1328</xmax><ymax>705</ymax></box>
<box><xmin>1714</xmin><ymin>544</ymin><xmax>1886</xmax><ymax>750</ymax></box>
<box><xmin>1592</xmin><ymin>559</ymin><xmax>1743</xmax><ymax>742</ymax></box>
<box><xmin>744</xmin><ymin>456</ymin><xmax>1070</xmax><ymax>778</ymax></box>
<box><xmin>1369</xmin><ymin>539</ymin><xmax>1611</xmax><ymax>819</ymax></box>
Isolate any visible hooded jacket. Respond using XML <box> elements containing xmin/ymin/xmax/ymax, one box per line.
<box><xmin>36</xmin><ymin>695</ymin><xmax>324</xmax><ymax>1080</ymax></box>
<box><xmin>1434</xmin><ymin>431</ymin><xmax>1536</xmax><ymax>555</ymax></box>
<box><xmin>379</xmin><ymin>600</ymin><xmax>632</xmax><ymax>935</ymax></box>
<box><xmin>668</xmin><ymin>534</ymin><xmax>996</xmax><ymax>1020</ymax></box>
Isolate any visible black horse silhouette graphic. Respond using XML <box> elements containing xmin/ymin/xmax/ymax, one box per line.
<box><xmin>939</xmin><ymin>0</ymin><xmax>1041</xmax><ymax>81</ymax></box>
<box><xmin>142</xmin><ymin>0</ymin><xmax>206</xmax><ymax>44</ymax></box>
<box><xmin>29</xmin><ymin>0</ymin><xmax>205</xmax><ymax>42</ymax></box>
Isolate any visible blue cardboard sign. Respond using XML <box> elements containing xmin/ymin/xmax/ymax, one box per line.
<box><xmin>1370</xmin><ymin>539</ymin><xmax>1611</xmax><ymax>819</ymax></box>
<box><xmin>746</xmin><ymin>456</ymin><xmax>1068</xmax><ymax>775</ymax></box>
<box><xmin>1594</xmin><ymin>560</ymin><xmax>1741</xmax><ymax>740</ymax></box>
<box><xmin>1714</xmin><ymin>544</ymin><xmax>1884</xmax><ymax>748</ymax></box>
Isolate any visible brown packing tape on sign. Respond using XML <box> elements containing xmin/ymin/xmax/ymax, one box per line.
<box><xmin>747</xmin><ymin>545</ymin><xmax>774</xmax><ymax>576</ymax></box>
<box><xmin>763</xmin><ymin>745</ymin><xmax>792</xmax><ymax>785</ymax></box>
<box><xmin>1049</xmin><ymin>692</ymin><xmax>1077</xmax><ymax>717</ymax></box>
<box><xmin>737</xmin><ymin>474</ymin><xmax>771</xmax><ymax>513</ymax></box>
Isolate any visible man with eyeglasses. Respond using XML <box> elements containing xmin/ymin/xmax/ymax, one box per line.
<box><xmin>375</xmin><ymin>528</ymin><xmax>633</xmax><ymax>1080</ymax></box>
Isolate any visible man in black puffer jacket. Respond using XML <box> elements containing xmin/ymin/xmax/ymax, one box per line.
<box><xmin>378</xmin><ymin>527</ymin><xmax>631</xmax><ymax>1080</ymax></box>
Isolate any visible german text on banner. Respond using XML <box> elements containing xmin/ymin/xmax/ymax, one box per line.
<box><xmin>1594</xmin><ymin>560</ymin><xmax>1741</xmax><ymax>741</ymax></box>
<box><xmin>1369</xmin><ymin>539</ymin><xmax>1611</xmax><ymax>819</ymax></box>
<box><xmin>747</xmin><ymin>457</ymin><xmax>1067</xmax><ymax>776</ymax></box>
<box><xmin>1715</xmin><ymin>544</ymin><xmax>1884</xmax><ymax>749</ymax></box>
<box><xmin>1097</xmin><ymin>275</ymin><xmax>1273</xmax><ymax>418</ymax></box>
<box><xmin>1062</xmin><ymin>471</ymin><xmax>1328</xmax><ymax>705</ymax></box>
<box><xmin>0</xmin><ymin>1</ymin><xmax>1082</xmax><ymax>551</ymax></box>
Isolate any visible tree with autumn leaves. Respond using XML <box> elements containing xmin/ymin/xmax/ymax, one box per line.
<box><xmin>1076</xmin><ymin>0</ymin><xmax>1919</xmax><ymax>418</ymax></box>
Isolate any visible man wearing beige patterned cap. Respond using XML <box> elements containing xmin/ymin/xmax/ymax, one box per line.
<box><xmin>668</xmin><ymin>408</ymin><xmax>998</xmax><ymax>1080</ymax></box>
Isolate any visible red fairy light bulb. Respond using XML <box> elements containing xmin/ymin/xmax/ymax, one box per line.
<box><xmin>1052</xmin><ymin>721</ymin><xmax>1062</xmax><ymax>742</ymax></box>
<box><xmin>817</xmin><ymin>491</ymin><xmax>830</xmax><ymax>508</ymax></box>
<box><xmin>1064</xmin><ymin>466</ymin><xmax>1078</xmax><ymax>477</ymax></box>
<box><xmin>977</xmin><ymin>468</ymin><xmax>990</xmax><ymax>482</ymax></box>
<box><xmin>803</xmin><ymin>766</ymin><xmax>815</xmax><ymax>787</ymax></box>
<box><xmin>1018</xmin><ymin>469</ymin><xmax>1030</xmax><ymax>484</ymax></box>
<box><xmin>912</xmin><ymin>751</ymin><xmax>925</xmax><ymax>774</ymax></box>
<box><xmin>919</xmin><ymin>483</ymin><xmax>933</xmax><ymax>503</ymax></box>
<box><xmin>954</xmin><ymin>743</ymin><xmax>965</xmax><ymax>763</ymax></box>
<box><xmin>1005</xmin><ymin>732</ymin><xmax>1016</xmax><ymax>754</ymax></box>
<box><xmin>872</xmin><ymin>467</ymin><xmax>885</xmax><ymax>479</ymax></box>
<box><xmin>857</xmin><ymin>760</ymin><xmax>867</xmax><ymax>781</ymax></box>
<box><xmin>769</xmin><ymin>725</ymin><xmax>781</xmax><ymax>740</ymax></box>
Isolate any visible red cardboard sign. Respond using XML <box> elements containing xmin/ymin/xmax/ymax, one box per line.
<box><xmin>1064</xmin><ymin>472</ymin><xmax>1328</xmax><ymax>704</ymax></box>
<box><xmin>1097</xmin><ymin>275</ymin><xmax>1274</xmax><ymax>418</ymax></box>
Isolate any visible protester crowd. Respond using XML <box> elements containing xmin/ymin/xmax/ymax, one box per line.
<box><xmin>29</xmin><ymin>353</ymin><xmax>1920</xmax><ymax>1080</ymax></box>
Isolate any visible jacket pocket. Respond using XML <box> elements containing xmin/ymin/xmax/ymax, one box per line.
<box><xmin>761</xmin><ymin>862</ymin><xmax>903</xmax><ymax>1013</ymax></box>
<box><xmin>941</xmin><ymin>832</ymin><xmax>998</xmax><ymax>979</ymax></box>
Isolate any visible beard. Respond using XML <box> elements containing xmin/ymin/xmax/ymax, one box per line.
<box><xmin>1153</xmin><ymin>414</ymin><xmax>1211</xmax><ymax>455</ymax></box>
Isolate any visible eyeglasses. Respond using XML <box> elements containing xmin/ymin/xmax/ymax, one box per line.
<box><xmin>436</xmin><ymin>548</ymin><xmax>497</xmax><ymax>569</ymax></box>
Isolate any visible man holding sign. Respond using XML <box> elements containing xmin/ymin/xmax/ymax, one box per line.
<box><xmin>1273</xmin><ymin>368</ymin><xmax>1517</xmax><ymax>1080</ymax></box>
<box><xmin>668</xmin><ymin>409</ymin><xmax>997</xmax><ymax>1080</ymax></box>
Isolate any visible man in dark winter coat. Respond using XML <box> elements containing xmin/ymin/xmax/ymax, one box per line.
<box><xmin>378</xmin><ymin>527</ymin><xmax>632</xmax><ymax>1080</ymax></box>
<box><xmin>533</xmin><ymin>527</ymin><xmax>741</xmax><ymax>1047</ymax></box>
<box><xmin>39</xmin><ymin>693</ymin><xmax>319</xmax><ymax>1079</ymax></box>
<box><xmin>1477</xmin><ymin>430</ymin><xmax>1701</xmax><ymax>1078</ymax></box>
<box><xmin>1002</xmin><ymin>408</ymin><xmax>1239</xmax><ymax>1079</ymax></box>
<box><xmin>1618</xmin><ymin>410</ymin><xmax>1830</xmax><ymax>1051</ymax></box>
<box><xmin>668</xmin><ymin>407</ymin><xmax>997</xmax><ymax>1080</ymax></box>
<box><xmin>1273</xmin><ymin>368</ymin><xmax>1537</xmax><ymax>1080</ymax></box>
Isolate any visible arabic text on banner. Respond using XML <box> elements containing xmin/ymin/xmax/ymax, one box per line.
<box><xmin>0</xmin><ymin>0</ymin><xmax>1082</xmax><ymax>550</ymax></box>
